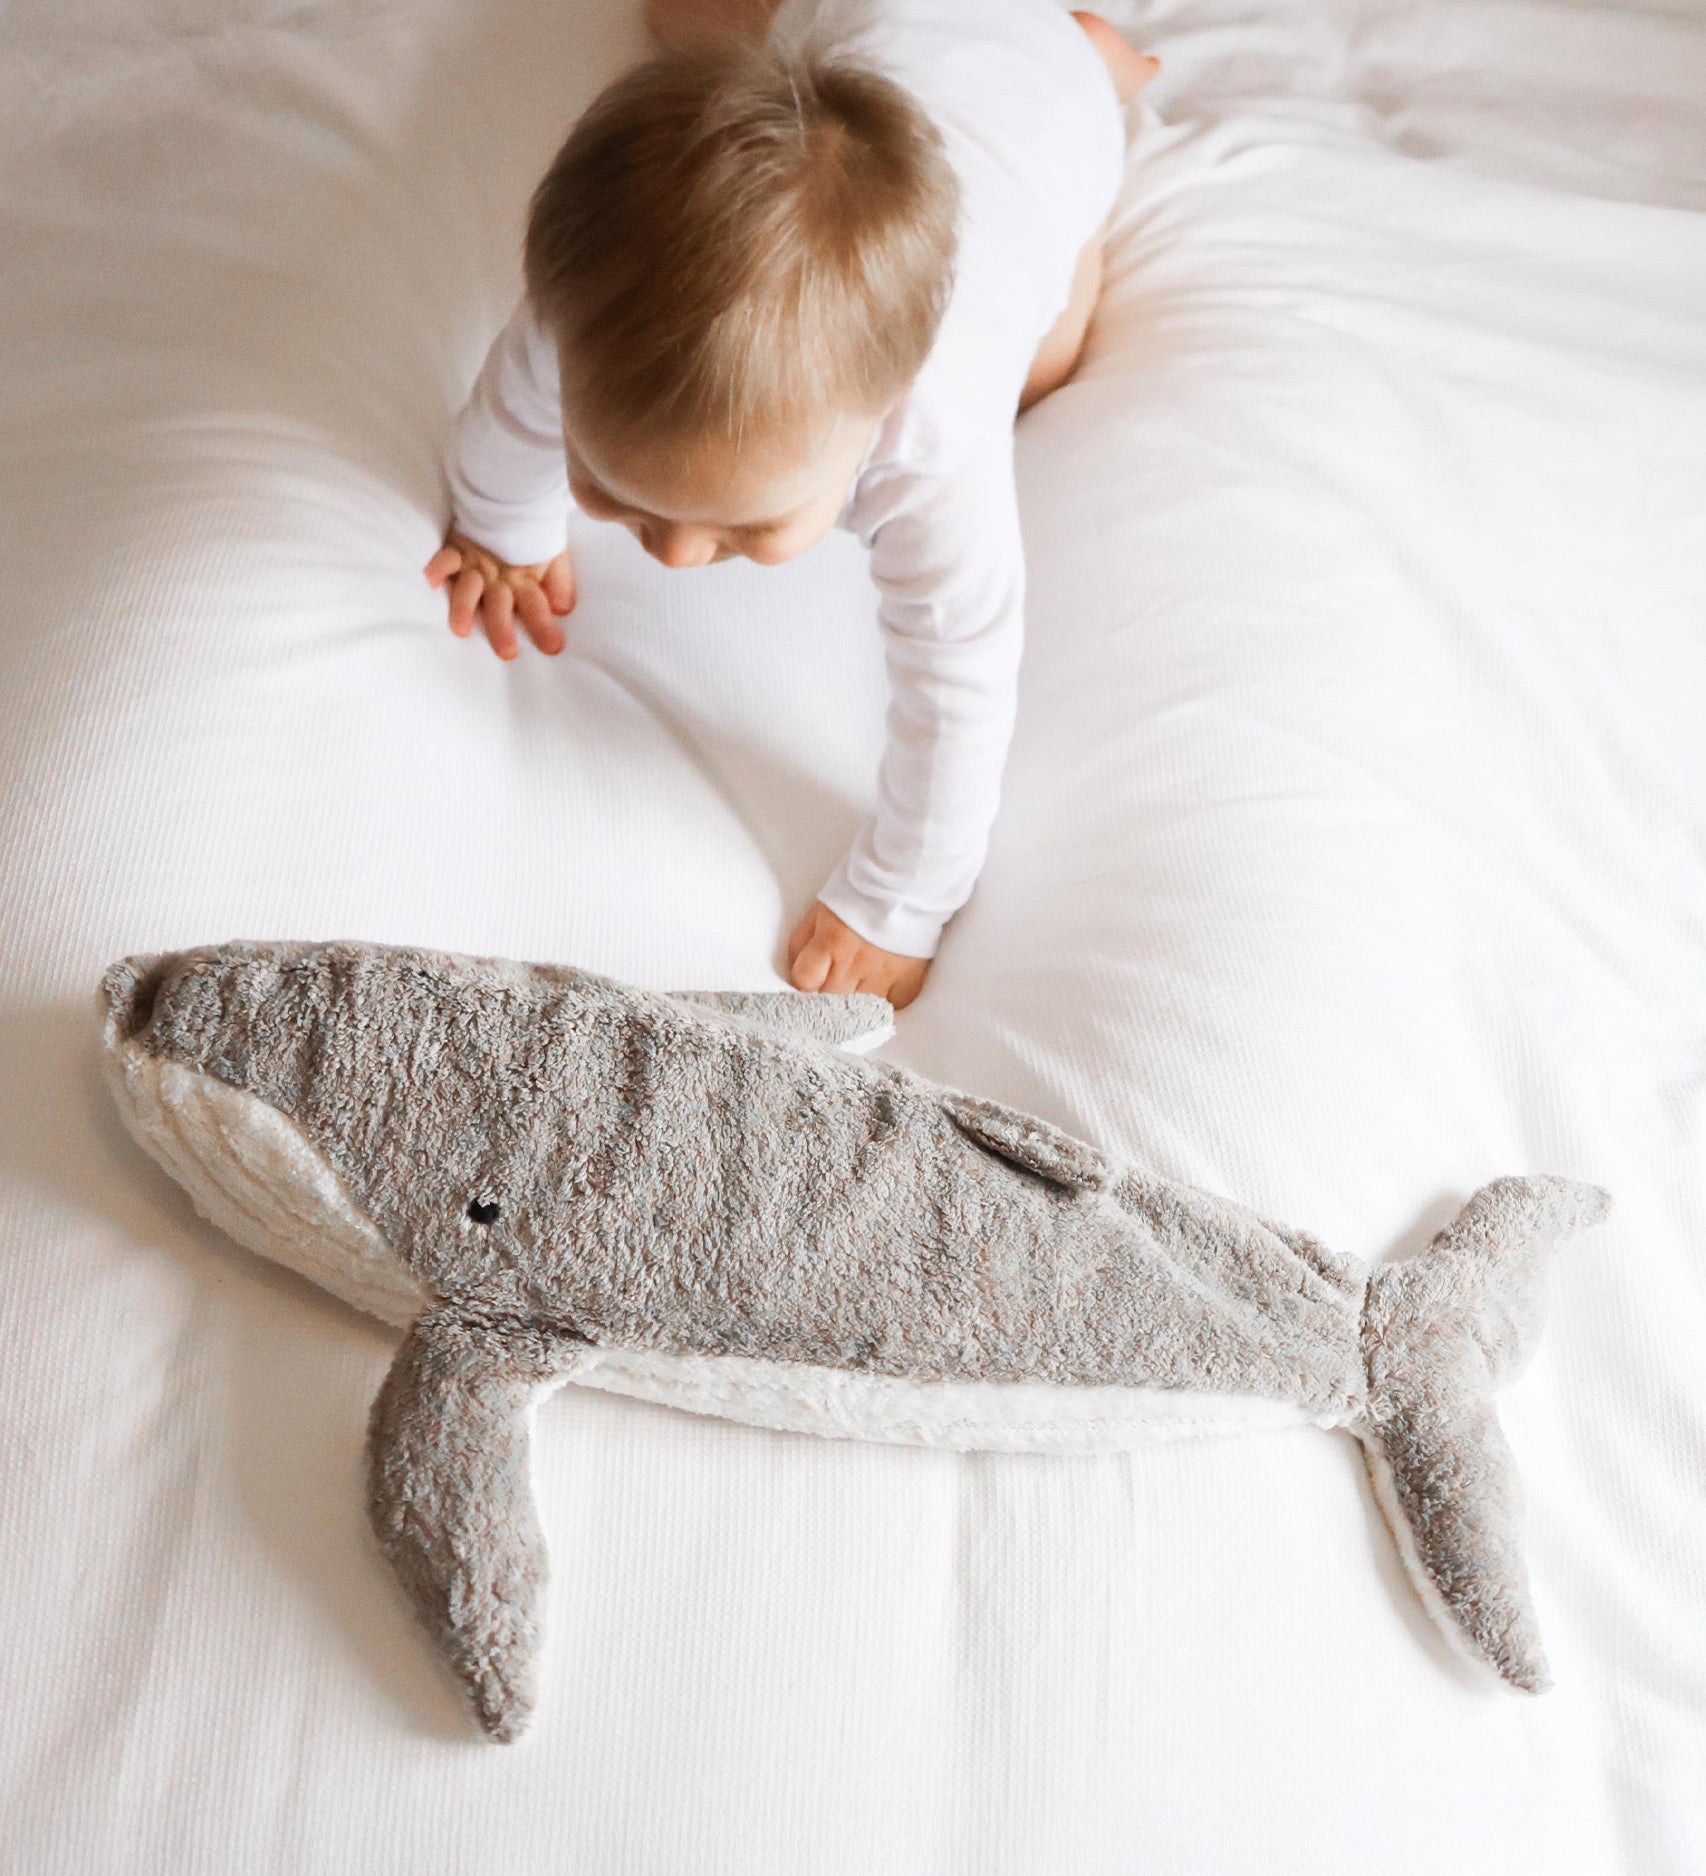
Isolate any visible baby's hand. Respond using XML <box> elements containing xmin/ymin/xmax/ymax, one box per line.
<box><xmin>424</xmin><ymin>529</ymin><xmax>575</xmax><ymax>660</ymax></box>
<box><xmin>787</xmin><ymin>902</ymin><xmax>930</xmax><ymax>1010</ymax></box>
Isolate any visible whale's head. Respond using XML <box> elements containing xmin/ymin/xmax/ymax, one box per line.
<box><xmin>99</xmin><ymin>941</ymin><xmax>625</xmax><ymax>1326</ymax></box>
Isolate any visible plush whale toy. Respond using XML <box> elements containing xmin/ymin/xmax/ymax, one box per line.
<box><xmin>99</xmin><ymin>939</ymin><xmax>1609</xmax><ymax>1741</ymax></box>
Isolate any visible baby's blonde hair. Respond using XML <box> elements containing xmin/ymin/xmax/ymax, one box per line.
<box><xmin>524</xmin><ymin>37</ymin><xmax>959</xmax><ymax>456</ymax></box>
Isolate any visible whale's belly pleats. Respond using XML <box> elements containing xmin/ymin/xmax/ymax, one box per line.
<box><xmin>103</xmin><ymin>1043</ymin><xmax>429</xmax><ymax>1327</ymax></box>
<box><xmin>567</xmin><ymin>1345</ymin><xmax>1330</xmax><ymax>1453</ymax></box>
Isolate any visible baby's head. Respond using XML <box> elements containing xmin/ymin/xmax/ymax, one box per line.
<box><xmin>525</xmin><ymin>38</ymin><xmax>959</xmax><ymax>568</ymax></box>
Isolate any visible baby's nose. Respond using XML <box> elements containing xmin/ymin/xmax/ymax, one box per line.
<box><xmin>643</xmin><ymin>524</ymin><xmax>719</xmax><ymax>569</ymax></box>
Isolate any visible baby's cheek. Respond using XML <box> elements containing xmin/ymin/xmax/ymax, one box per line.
<box><xmin>746</xmin><ymin>520</ymin><xmax>829</xmax><ymax>567</ymax></box>
<box><xmin>568</xmin><ymin>477</ymin><xmax>620</xmax><ymax>523</ymax></box>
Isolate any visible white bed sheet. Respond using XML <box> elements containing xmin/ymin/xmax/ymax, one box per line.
<box><xmin>1</xmin><ymin>0</ymin><xmax>1702</xmax><ymax>1870</ymax></box>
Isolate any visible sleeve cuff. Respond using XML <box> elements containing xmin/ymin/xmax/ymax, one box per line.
<box><xmin>817</xmin><ymin>863</ymin><xmax>948</xmax><ymax>960</ymax></box>
<box><xmin>446</xmin><ymin>500</ymin><xmax>573</xmax><ymax>570</ymax></box>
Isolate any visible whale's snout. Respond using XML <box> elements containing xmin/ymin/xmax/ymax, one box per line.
<box><xmin>95</xmin><ymin>940</ymin><xmax>431</xmax><ymax>1330</ymax></box>
<box><xmin>98</xmin><ymin>952</ymin><xmax>174</xmax><ymax>1049</ymax></box>
<box><xmin>97</xmin><ymin>948</ymin><xmax>231</xmax><ymax>1060</ymax></box>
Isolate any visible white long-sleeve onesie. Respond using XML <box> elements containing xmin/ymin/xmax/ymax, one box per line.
<box><xmin>446</xmin><ymin>0</ymin><xmax>1125</xmax><ymax>957</ymax></box>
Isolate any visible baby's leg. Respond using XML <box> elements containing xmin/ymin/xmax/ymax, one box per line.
<box><xmin>1071</xmin><ymin>10</ymin><xmax>1160</xmax><ymax>102</ymax></box>
<box><xmin>1019</xmin><ymin>16</ymin><xmax>1157</xmax><ymax>412</ymax></box>
<box><xmin>1021</xmin><ymin>232</ymin><xmax>1105</xmax><ymax>413</ymax></box>
<box><xmin>645</xmin><ymin>0</ymin><xmax>783</xmax><ymax>50</ymax></box>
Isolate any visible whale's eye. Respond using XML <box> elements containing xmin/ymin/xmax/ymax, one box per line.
<box><xmin>467</xmin><ymin>1199</ymin><xmax>501</xmax><ymax>1226</ymax></box>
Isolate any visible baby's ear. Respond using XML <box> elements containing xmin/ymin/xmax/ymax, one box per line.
<box><xmin>666</xmin><ymin>989</ymin><xmax>894</xmax><ymax>1054</ymax></box>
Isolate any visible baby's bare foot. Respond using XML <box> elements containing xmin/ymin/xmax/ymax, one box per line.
<box><xmin>1071</xmin><ymin>12</ymin><xmax>1161</xmax><ymax>102</ymax></box>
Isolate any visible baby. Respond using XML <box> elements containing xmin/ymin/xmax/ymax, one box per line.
<box><xmin>425</xmin><ymin>0</ymin><xmax>1156</xmax><ymax>1007</ymax></box>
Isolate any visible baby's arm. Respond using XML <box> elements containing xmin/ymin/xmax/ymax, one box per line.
<box><xmin>797</xmin><ymin>433</ymin><xmax>1026</xmax><ymax>1005</ymax></box>
<box><xmin>428</xmin><ymin>299</ymin><xmax>578</xmax><ymax>658</ymax></box>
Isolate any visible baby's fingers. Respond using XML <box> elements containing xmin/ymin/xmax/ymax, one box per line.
<box><xmin>515</xmin><ymin>584</ymin><xmax>565</xmax><ymax>656</ymax></box>
<box><xmin>542</xmin><ymin>554</ymin><xmax>576</xmax><ymax>617</ymax></box>
<box><xmin>786</xmin><ymin>905</ymin><xmax>825</xmax><ymax>969</ymax></box>
<box><xmin>819</xmin><ymin>951</ymin><xmax>867</xmax><ymax>996</ymax></box>
<box><xmin>483</xmin><ymin>581</ymin><xmax>520</xmax><ymax>661</ymax></box>
<box><xmin>424</xmin><ymin>545</ymin><xmax>463</xmax><ymax>588</ymax></box>
<box><xmin>790</xmin><ymin>933</ymin><xmax>833</xmax><ymax>992</ymax></box>
<box><xmin>447</xmin><ymin>567</ymin><xmax>486</xmax><ymax>637</ymax></box>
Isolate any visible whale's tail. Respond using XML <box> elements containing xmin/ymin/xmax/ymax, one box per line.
<box><xmin>1357</xmin><ymin>1175</ymin><xmax>1610</xmax><ymax>1691</ymax></box>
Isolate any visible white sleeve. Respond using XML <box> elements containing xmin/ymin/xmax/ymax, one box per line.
<box><xmin>444</xmin><ymin>298</ymin><xmax>575</xmax><ymax>567</ymax></box>
<box><xmin>818</xmin><ymin>435</ymin><xmax>1025</xmax><ymax>959</ymax></box>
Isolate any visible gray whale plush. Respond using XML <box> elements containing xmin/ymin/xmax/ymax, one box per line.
<box><xmin>98</xmin><ymin>939</ymin><xmax>1610</xmax><ymax>1741</ymax></box>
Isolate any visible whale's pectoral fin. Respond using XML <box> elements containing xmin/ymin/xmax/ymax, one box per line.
<box><xmin>1359</xmin><ymin>1175</ymin><xmax>1612</xmax><ymax>1691</ymax></box>
<box><xmin>366</xmin><ymin>1307</ymin><xmax>588</xmax><ymax>1742</ymax></box>
<box><xmin>940</xmin><ymin>1092</ymin><xmax>1112</xmax><ymax>1193</ymax></box>
<box><xmin>667</xmin><ymin>989</ymin><xmax>894</xmax><ymax>1054</ymax></box>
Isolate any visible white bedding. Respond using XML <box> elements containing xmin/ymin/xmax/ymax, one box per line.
<box><xmin>2</xmin><ymin>0</ymin><xmax>1702</xmax><ymax>1869</ymax></box>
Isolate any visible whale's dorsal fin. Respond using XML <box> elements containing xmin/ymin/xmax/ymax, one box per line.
<box><xmin>940</xmin><ymin>1092</ymin><xmax>1112</xmax><ymax>1194</ymax></box>
<box><xmin>366</xmin><ymin>1308</ymin><xmax>588</xmax><ymax>1742</ymax></box>
<box><xmin>667</xmin><ymin>989</ymin><xmax>894</xmax><ymax>1055</ymax></box>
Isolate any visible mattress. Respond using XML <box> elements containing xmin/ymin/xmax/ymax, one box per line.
<box><xmin>1</xmin><ymin>0</ymin><xmax>1702</xmax><ymax>1869</ymax></box>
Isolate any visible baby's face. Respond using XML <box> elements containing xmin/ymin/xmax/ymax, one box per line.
<box><xmin>563</xmin><ymin>409</ymin><xmax>879</xmax><ymax>570</ymax></box>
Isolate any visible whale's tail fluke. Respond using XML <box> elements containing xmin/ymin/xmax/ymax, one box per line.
<box><xmin>1358</xmin><ymin>1175</ymin><xmax>1611</xmax><ymax>1691</ymax></box>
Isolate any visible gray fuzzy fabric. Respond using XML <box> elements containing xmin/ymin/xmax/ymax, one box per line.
<box><xmin>1360</xmin><ymin>1176</ymin><xmax>1600</xmax><ymax>1692</ymax></box>
<box><xmin>367</xmin><ymin>1309</ymin><xmax>587</xmax><ymax>1740</ymax></box>
<box><xmin>98</xmin><ymin>939</ymin><xmax>1611</xmax><ymax>1739</ymax></box>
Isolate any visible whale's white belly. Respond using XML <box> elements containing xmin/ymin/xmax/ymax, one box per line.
<box><xmin>565</xmin><ymin>1346</ymin><xmax>1325</xmax><ymax>1453</ymax></box>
